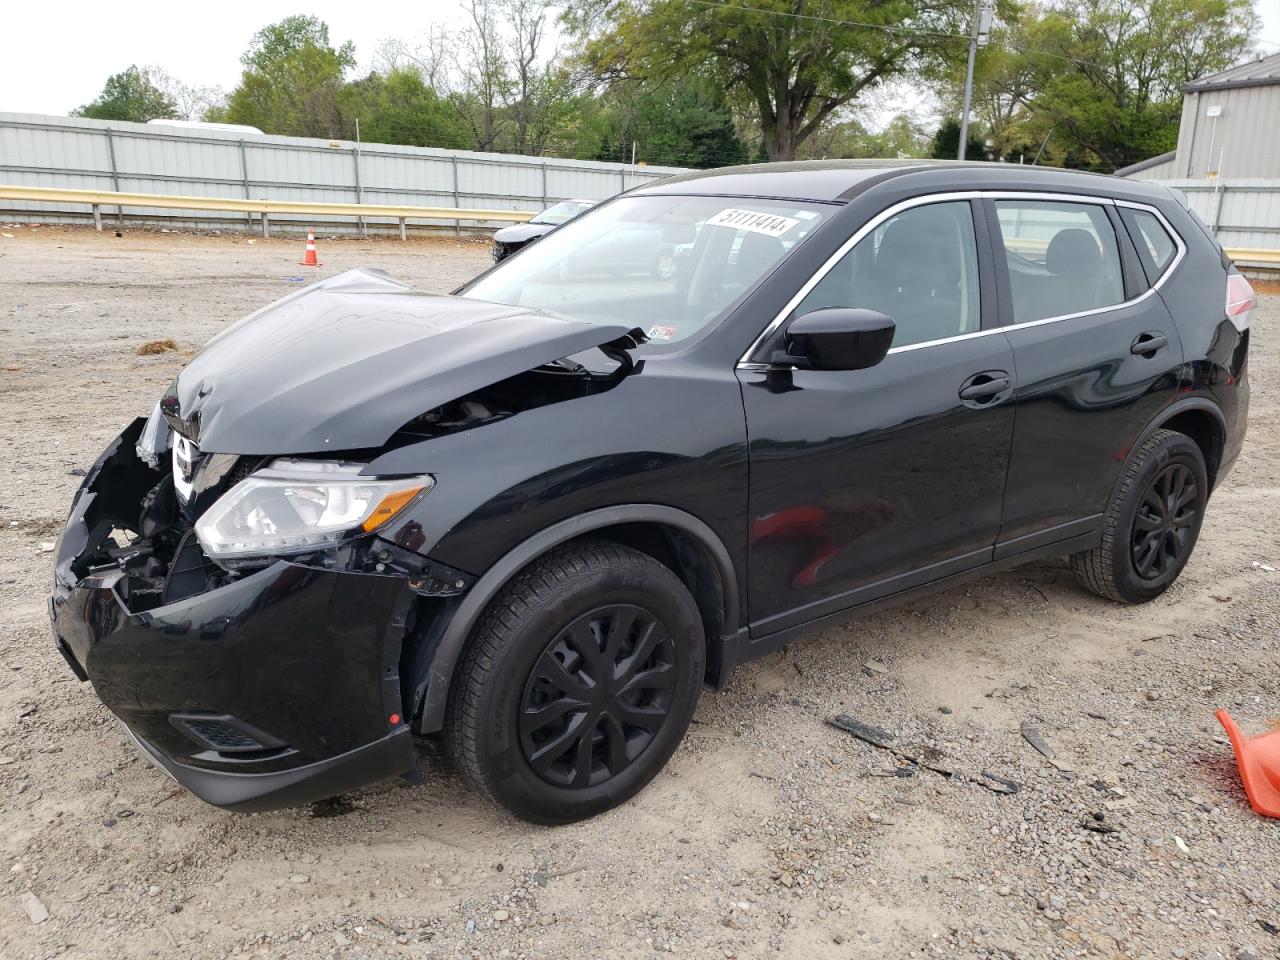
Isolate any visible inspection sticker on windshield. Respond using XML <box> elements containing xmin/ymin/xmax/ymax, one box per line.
<box><xmin>647</xmin><ymin>324</ymin><xmax>677</xmax><ymax>341</ymax></box>
<box><xmin>706</xmin><ymin>208</ymin><xmax>800</xmax><ymax>238</ymax></box>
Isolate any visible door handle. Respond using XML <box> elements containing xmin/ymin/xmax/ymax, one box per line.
<box><xmin>959</xmin><ymin>373</ymin><xmax>1011</xmax><ymax>403</ymax></box>
<box><xmin>1130</xmin><ymin>332</ymin><xmax>1168</xmax><ymax>357</ymax></box>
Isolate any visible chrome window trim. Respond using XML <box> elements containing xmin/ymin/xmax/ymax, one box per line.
<box><xmin>1112</xmin><ymin>199</ymin><xmax>1187</xmax><ymax>286</ymax></box>
<box><xmin>737</xmin><ymin>191</ymin><xmax>1187</xmax><ymax>367</ymax></box>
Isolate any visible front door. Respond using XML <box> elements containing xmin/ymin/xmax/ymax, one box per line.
<box><xmin>739</xmin><ymin>198</ymin><xmax>1015</xmax><ymax>637</ymax></box>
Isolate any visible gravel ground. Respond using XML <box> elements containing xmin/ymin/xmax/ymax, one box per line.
<box><xmin>1</xmin><ymin>223</ymin><xmax>1278</xmax><ymax>960</ymax></box>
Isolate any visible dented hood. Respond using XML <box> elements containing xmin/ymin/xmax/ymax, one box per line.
<box><xmin>162</xmin><ymin>269</ymin><xmax>636</xmax><ymax>455</ymax></box>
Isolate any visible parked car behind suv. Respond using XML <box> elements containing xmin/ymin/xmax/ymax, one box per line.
<box><xmin>491</xmin><ymin>198</ymin><xmax>593</xmax><ymax>263</ymax></box>
<box><xmin>50</xmin><ymin>161</ymin><xmax>1251</xmax><ymax>824</ymax></box>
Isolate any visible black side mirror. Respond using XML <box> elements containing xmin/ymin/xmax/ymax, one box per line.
<box><xmin>778</xmin><ymin>308</ymin><xmax>896</xmax><ymax>371</ymax></box>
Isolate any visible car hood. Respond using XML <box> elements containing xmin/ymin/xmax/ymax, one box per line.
<box><xmin>493</xmin><ymin>222</ymin><xmax>554</xmax><ymax>243</ymax></box>
<box><xmin>161</xmin><ymin>269</ymin><xmax>637</xmax><ymax>455</ymax></box>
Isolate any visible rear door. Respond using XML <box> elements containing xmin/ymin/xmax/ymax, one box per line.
<box><xmin>987</xmin><ymin>196</ymin><xmax>1184</xmax><ymax>556</ymax></box>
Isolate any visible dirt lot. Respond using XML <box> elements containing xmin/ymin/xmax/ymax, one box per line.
<box><xmin>1</xmin><ymin>223</ymin><xmax>1278</xmax><ymax>960</ymax></box>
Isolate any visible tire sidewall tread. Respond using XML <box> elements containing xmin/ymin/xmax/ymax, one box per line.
<box><xmin>445</xmin><ymin>539</ymin><xmax>704</xmax><ymax>824</ymax></box>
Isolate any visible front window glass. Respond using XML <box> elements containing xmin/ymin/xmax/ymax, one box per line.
<box><xmin>461</xmin><ymin>196</ymin><xmax>830</xmax><ymax>344</ymax></box>
<box><xmin>796</xmin><ymin>201</ymin><xmax>981</xmax><ymax>348</ymax></box>
<box><xmin>530</xmin><ymin>201</ymin><xmax>592</xmax><ymax>225</ymax></box>
<box><xmin>994</xmin><ymin>200</ymin><xmax>1124</xmax><ymax>323</ymax></box>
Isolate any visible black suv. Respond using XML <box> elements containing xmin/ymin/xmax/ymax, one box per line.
<box><xmin>49</xmin><ymin>161</ymin><xmax>1251</xmax><ymax>824</ymax></box>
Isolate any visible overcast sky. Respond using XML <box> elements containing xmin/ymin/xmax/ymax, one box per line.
<box><xmin>2</xmin><ymin>0</ymin><xmax>1278</xmax><ymax>121</ymax></box>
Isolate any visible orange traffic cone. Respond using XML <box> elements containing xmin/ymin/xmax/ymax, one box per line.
<box><xmin>1216</xmin><ymin>710</ymin><xmax>1280</xmax><ymax>818</ymax></box>
<box><xmin>299</xmin><ymin>229</ymin><xmax>321</xmax><ymax>267</ymax></box>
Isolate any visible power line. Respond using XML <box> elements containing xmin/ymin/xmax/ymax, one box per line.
<box><xmin>681</xmin><ymin>0</ymin><xmax>1114</xmax><ymax>72</ymax></box>
<box><xmin>682</xmin><ymin>0</ymin><xmax>971</xmax><ymax>41</ymax></box>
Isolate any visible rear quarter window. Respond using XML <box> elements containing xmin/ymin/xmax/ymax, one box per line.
<box><xmin>1122</xmin><ymin>208</ymin><xmax>1179</xmax><ymax>281</ymax></box>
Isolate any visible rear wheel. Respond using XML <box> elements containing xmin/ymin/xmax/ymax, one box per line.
<box><xmin>445</xmin><ymin>540</ymin><xmax>704</xmax><ymax>824</ymax></box>
<box><xmin>1071</xmin><ymin>429</ymin><xmax>1208</xmax><ymax>603</ymax></box>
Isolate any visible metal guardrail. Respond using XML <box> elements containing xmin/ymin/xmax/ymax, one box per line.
<box><xmin>1226</xmin><ymin>247</ymin><xmax>1280</xmax><ymax>266</ymax></box>
<box><xmin>3</xmin><ymin>183</ymin><xmax>1278</xmax><ymax>266</ymax></box>
<box><xmin>0</xmin><ymin>184</ymin><xmax>530</xmax><ymax>238</ymax></box>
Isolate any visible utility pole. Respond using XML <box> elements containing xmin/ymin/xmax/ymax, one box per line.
<box><xmin>958</xmin><ymin>0</ymin><xmax>993</xmax><ymax>161</ymax></box>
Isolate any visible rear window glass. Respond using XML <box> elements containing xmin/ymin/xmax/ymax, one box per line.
<box><xmin>1129</xmin><ymin>209</ymin><xmax>1178</xmax><ymax>275</ymax></box>
<box><xmin>994</xmin><ymin>201</ymin><xmax>1125</xmax><ymax>324</ymax></box>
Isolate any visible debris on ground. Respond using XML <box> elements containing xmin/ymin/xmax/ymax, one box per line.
<box><xmin>135</xmin><ymin>338</ymin><xmax>178</xmax><ymax>356</ymax></box>
<box><xmin>1020</xmin><ymin>722</ymin><xmax>1055</xmax><ymax>759</ymax></box>
<box><xmin>20</xmin><ymin>892</ymin><xmax>49</xmax><ymax>924</ymax></box>
<box><xmin>828</xmin><ymin>715</ymin><xmax>1021</xmax><ymax>796</ymax></box>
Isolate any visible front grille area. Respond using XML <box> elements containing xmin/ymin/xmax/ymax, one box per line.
<box><xmin>171</xmin><ymin>713</ymin><xmax>286</xmax><ymax>755</ymax></box>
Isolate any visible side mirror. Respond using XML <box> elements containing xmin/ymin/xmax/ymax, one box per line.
<box><xmin>779</xmin><ymin>308</ymin><xmax>896</xmax><ymax>371</ymax></box>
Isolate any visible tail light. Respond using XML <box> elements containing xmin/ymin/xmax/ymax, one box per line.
<box><xmin>1226</xmin><ymin>273</ymin><xmax>1255</xmax><ymax>332</ymax></box>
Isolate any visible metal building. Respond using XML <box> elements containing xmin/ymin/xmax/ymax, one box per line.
<box><xmin>1117</xmin><ymin>52</ymin><xmax>1280</xmax><ymax>181</ymax></box>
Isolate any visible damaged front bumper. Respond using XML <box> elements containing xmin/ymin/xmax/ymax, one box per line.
<box><xmin>48</xmin><ymin>421</ymin><xmax>424</xmax><ymax>811</ymax></box>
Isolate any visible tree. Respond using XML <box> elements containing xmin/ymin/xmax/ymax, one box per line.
<box><xmin>456</xmin><ymin>0</ymin><xmax>513</xmax><ymax>150</ymax></box>
<box><xmin>929</xmin><ymin>116</ymin><xmax>990</xmax><ymax>160</ymax></box>
<box><xmin>339</xmin><ymin>68</ymin><xmax>472</xmax><ymax>148</ymax></box>
<box><xmin>224</xmin><ymin>16</ymin><xmax>356</xmax><ymax>137</ymax></box>
<box><xmin>566</xmin><ymin>0</ymin><xmax>971</xmax><ymax>161</ymax></box>
<box><xmin>73</xmin><ymin>66</ymin><xmax>179</xmax><ymax>123</ymax></box>
<box><xmin>956</xmin><ymin>0</ymin><xmax>1257</xmax><ymax>170</ymax></box>
<box><xmin>799</xmin><ymin>111</ymin><xmax>932</xmax><ymax>159</ymax></box>
<box><xmin>592</xmin><ymin>76</ymin><xmax>748</xmax><ymax>167</ymax></box>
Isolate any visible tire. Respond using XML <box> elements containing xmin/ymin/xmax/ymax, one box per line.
<box><xmin>445</xmin><ymin>540</ymin><xmax>705</xmax><ymax>824</ymax></box>
<box><xmin>1071</xmin><ymin>428</ymin><xmax>1209</xmax><ymax>603</ymax></box>
<box><xmin>653</xmin><ymin>252</ymin><xmax>677</xmax><ymax>280</ymax></box>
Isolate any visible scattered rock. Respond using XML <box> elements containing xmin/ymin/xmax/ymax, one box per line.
<box><xmin>21</xmin><ymin>892</ymin><xmax>49</xmax><ymax>924</ymax></box>
<box><xmin>287</xmin><ymin>874</ymin><xmax>310</xmax><ymax>884</ymax></box>
<box><xmin>493</xmin><ymin>909</ymin><xmax>509</xmax><ymax>922</ymax></box>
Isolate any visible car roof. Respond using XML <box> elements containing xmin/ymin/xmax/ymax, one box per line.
<box><xmin>629</xmin><ymin>159</ymin><xmax>1176</xmax><ymax>206</ymax></box>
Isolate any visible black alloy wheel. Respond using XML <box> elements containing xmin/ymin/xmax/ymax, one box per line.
<box><xmin>446</xmin><ymin>540</ymin><xmax>704</xmax><ymax>824</ymax></box>
<box><xmin>1131</xmin><ymin>463</ymin><xmax>1199</xmax><ymax>581</ymax></box>
<box><xmin>1072</xmin><ymin>428</ymin><xmax>1208</xmax><ymax>603</ymax></box>
<box><xmin>518</xmin><ymin>604</ymin><xmax>677</xmax><ymax>788</ymax></box>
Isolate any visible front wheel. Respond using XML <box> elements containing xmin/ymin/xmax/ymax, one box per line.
<box><xmin>1071</xmin><ymin>428</ymin><xmax>1208</xmax><ymax>603</ymax></box>
<box><xmin>445</xmin><ymin>540</ymin><xmax>705</xmax><ymax>824</ymax></box>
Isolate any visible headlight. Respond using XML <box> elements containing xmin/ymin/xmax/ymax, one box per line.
<box><xmin>194</xmin><ymin>459</ymin><xmax>432</xmax><ymax>560</ymax></box>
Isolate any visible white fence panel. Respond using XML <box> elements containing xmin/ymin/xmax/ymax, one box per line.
<box><xmin>0</xmin><ymin>112</ymin><xmax>688</xmax><ymax>235</ymax></box>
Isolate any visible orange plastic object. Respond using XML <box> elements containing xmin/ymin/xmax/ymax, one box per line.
<box><xmin>299</xmin><ymin>229</ymin><xmax>321</xmax><ymax>267</ymax></box>
<box><xmin>1216</xmin><ymin>709</ymin><xmax>1280</xmax><ymax>819</ymax></box>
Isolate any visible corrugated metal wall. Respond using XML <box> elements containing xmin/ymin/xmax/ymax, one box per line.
<box><xmin>1122</xmin><ymin>156</ymin><xmax>1179</xmax><ymax>182</ymax></box>
<box><xmin>1158</xmin><ymin>179</ymin><xmax>1280</xmax><ymax>250</ymax></box>
<box><xmin>0</xmin><ymin>112</ymin><xmax>689</xmax><ymax>235</ymax></box>
<box><xmin>1175</xmin><ymin>86</ymin><xmax>1280</xmax><ymax>180</ymax></box>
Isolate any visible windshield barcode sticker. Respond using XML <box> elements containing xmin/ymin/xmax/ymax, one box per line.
<box><xmin>706</xmin><ymin>208</ymin><xmax>800</xmax><ymax>238</ymax></box>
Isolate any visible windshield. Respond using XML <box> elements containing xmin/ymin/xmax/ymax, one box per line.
<box><xmin>460</xmin><ymin>195</ymin><xmax>831</xmax><ymax>345</ymax></box>
<box><xmin>529</xmin><ymin>201</ymin><xmax>593</xmax><ymax>225</ymax></box>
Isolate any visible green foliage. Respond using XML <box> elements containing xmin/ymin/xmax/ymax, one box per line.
<box><xmin>241</xmin><ymin>15</ymin><xmax>355</xmax><ymax>74</ymax></box>
<box><xmin>566</xmin><ymin>0</ymin><xmax>972</xmax><ymax>161</ymax></box>
<box><xmin>339</xmin><ymin>69</ymin><xmax>471</xmax><ymax>148</ymax></box>
<box><xmin>799</xmin><ymin>113</ymin><xmax>932</xmax><ymax>159</ymax></box>
<box><xmin>929</xmin><ymin>117</ymin><xmax>991</xmax><ymax>160</ymax></box>
<box><xmin>224</xmin><ymin>16</ymin><xmax>356</xmax><ymax>138</ymax></box>
<box><xmin>956</xmin><ymin>0</ymin><xmax>1257</xmax><ymax>170</ymax></box>
<box><xmin>73</xmin><ymin>66</ymin><xmax>179</xmax><ymax>123</ymax></box>
<box><xmin>591</xmin><ymin>78</ymin><xmax>748</xmax><ymax>167</ymax></box>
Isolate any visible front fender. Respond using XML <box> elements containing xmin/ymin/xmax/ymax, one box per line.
<box><xmin>410</xmin><ymin>504</ymin><xmax>741</xmax><ymax>733</ymax></box>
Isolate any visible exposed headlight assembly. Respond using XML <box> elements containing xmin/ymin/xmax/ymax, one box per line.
<box><xmin>195</xmin><ymin>459</ymin><xmax>432</xmax><ymax>561</ymax></box>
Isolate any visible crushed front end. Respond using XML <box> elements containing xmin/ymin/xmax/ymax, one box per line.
<box><xmin>47</xmin><ymin>415</ymin><xmax>465</xmax><ymax>811</ymax></box>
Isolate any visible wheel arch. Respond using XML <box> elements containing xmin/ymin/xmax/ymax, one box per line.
<box><xmin>414</xmin><ymin>505</ymin><xmax>741</xmax><ymax>733</ymax></box>
<box><xmin>1144</xmin><ymin>397</ymin><xmax>1227</xmax><ymax>491</ymax></box>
